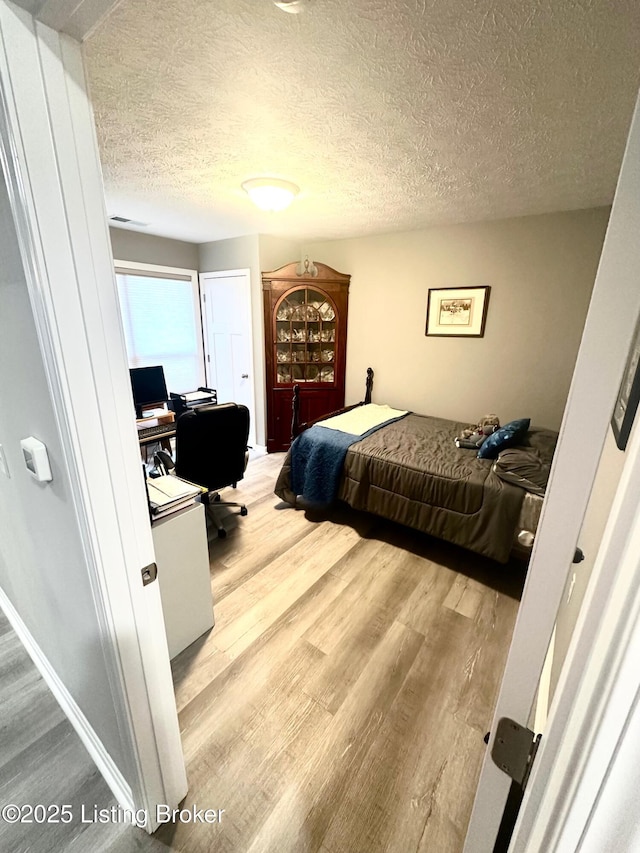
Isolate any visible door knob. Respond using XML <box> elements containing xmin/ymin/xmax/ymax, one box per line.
<box><xmin>241</xmin><ymin>373</ymin><xmax>249</xmax><ymax>378</ymax></box>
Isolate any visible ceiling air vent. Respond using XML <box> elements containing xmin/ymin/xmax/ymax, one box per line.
<box><xmin>109</xmin><ymin>216</ymin><xmax>149</xmax><ymax>227</ymax></box>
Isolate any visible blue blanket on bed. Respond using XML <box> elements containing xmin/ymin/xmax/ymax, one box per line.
<box><xmin>290</xmin><ymin>426</ymin><xmax>358</xmax><ymax>505</ymax></box>
<box><xmin>290</xmin><ymin>414</ymin><xmax>408</xmax><ymax>505</ymax></box>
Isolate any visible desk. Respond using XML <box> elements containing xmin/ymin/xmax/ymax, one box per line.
<box><xmin>151</xmin><ymin>502</ymin><xmax>213</xmax><ymax>659</ymax></box>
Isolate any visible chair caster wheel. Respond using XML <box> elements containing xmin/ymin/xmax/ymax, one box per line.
<box><xmin>240</xmin><ymin>507</ymin><xmax>248</xmax><ymax>516</ymax></box>
<box><xmin>217</xmin><ymin>528</ymin><xmax>227</xmax><ymax>539</ymax></box>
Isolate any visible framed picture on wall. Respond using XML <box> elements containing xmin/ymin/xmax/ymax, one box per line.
<box><xmin>425</xmin><ymin>286</ymin><xmax>491</xmax><ymax>337</ymax></box>
<box><xmin>612</xmin><ymin>315</ymin><xmax>640</xmax><ymax>451</ymax></box>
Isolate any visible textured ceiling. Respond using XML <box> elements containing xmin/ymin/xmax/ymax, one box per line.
<box><xmin>85</xmin><ymin>0</ymin><xmax>640</xmax><ymax>244</ymax></box>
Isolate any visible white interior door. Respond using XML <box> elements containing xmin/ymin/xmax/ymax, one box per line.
<box><xmin>200</xmin><ymin>269</ymin><xmax>256</xmax><ymax>446</ymax></box>
<box><xmin>464</xmin><ymin>91</ymin><xmax>640</xmax><ymax>852</ymax></box>
<box><xmin>512</xmin><ymin>413</ymin><xmax>640</xmax><ymax>850</ymax></box>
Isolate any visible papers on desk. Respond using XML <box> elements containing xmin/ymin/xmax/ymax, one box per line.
<box><xmin>146</xmin><ymin>475</ymin><xmax>204</xmax><ymax>520</ymax></box>
<box><xmin>182</xmin><ymin>391</ymin><xmax>213</xmax><ymax>403</ymax></box>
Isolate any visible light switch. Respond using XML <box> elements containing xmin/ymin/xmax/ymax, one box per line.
<box><xmin>0</xmin><ymin>444</ymin><xmax>9</xmax><ymax>478</ymax></box>
<box><xmin>20</xmin><ymin>436</ymin><xmax>52</xmax><ymax>482</ymax></box>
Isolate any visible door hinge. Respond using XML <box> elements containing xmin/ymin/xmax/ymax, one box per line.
<box><xmin>141</xmin><ymin>562</ymin><xmax>158</xmax><ymax>586</ymax></box>
<box><xmin>203</xmin><ymin>292</ymin><xmax>206</xmax><ymax>302</ymax></box>
<box><xmin>491</xmin><ymin>717</ymin><xmax>541</xmax><ymax>790</ymax></box>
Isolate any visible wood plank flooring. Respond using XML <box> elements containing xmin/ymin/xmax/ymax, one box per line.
<box><xmin>0</xmin><ymin>451</ymin><xmax>525</xmax><ymax>853</ymax></box>
<box><xmin>0</xmin><ymin>608</ymin><xmax>129</xmax><ymax>853</ymax></box>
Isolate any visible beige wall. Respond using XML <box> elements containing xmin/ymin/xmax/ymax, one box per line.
<box><xmin>109</xmin><ymin>226</ymin><xmax>199</xmax><ymax>270</ymax></box>
<box><xmin>198</xmin><ymin>234</ymin><xmax>259</xmax><ymax>273</ymax></box>
<box><xmin>258</xmin><ymin>235</ymin><xmax>301</xmax><ymax>274</ymax></box>
<box><xmin>1</xmin><ymin>175</ymin><xmax>129</xmax><ymax>777</ymax></box>
<box><xmin>310</xmin><ymin>207</ymin><xmax>610</xmax><ymax>430</ymax></box>
<box><xmin>199</xmin><ymin>209</ymin><xmax>609</xmax><ymax>445</ymax></box>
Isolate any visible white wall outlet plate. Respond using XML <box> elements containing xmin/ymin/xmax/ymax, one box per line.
<box><xmin>0</xmin><ymin>444</ymin><xmax>9</xmax><ymax>478</ymax></box>
<box><xmin>20</xmin><ymin>436</ymin><xmax>52</xmax><ymax>482</ymax></box>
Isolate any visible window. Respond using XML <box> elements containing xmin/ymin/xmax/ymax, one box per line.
<box><xmin>115</xmin><ymin>261</ymin><xmax>205</xmax><ymax>394</ymax></box>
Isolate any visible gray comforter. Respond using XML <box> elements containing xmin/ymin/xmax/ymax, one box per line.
<box><xmin>275</xmin><ymin>413</ymin><xmax>557</xmax><ymax>563</ymax></box>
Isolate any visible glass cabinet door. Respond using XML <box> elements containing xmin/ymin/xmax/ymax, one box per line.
<box><xmin>275</xmin><ymin>287</ymin><xmax>336</xmax><ymax>384</ymax></box>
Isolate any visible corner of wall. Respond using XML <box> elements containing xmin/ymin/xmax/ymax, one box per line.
<box><xmin>257</xmin><ymin>234</ymin><xmax>301</xmax><ymax>273</ymax></box>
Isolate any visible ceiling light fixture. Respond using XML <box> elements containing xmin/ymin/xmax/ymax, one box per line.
<box><xmin>273</xmin><ymin>0</ymin><xmax>309</xmax><ymax>13</ymax></box>
<box><xmin>242</xmin><ymin>178</ymin><xmax>300</xmax><ymax>212</ymax></box>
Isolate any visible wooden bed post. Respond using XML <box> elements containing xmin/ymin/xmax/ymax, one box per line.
<box><xmin>290</xmin><ymin>368</ymin><xmax>374</xmax><ymax>443</ymax></box>
<box><xmin>291</xmin><ymin>384</ymin><xmax>301</xmax><ymax>442</ymax></box>
<box><xmin>365</xmin><ymin>367</ymin><xmax>374</xmax><ymax>405</ymax></box>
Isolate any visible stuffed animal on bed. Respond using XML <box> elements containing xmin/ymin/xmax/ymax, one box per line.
<box><xmin>455</xmin><ymin>414</ymin><xmax>500</xmax><ymax>449</ymax></box>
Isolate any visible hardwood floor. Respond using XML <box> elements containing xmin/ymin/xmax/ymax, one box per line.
<box><xmin>0</xmin><ymin>451</ymin><xmax>525</xmax><ymax>853</ymax></box>
<box><xmin>165</xmin><ymin>452</ymin><xmax>525</xmax><ymax>853</ymax></box>
<box><xmin>0</xmin><ymin>609</ymin><xmax>126</xmax><ymax>853</ymax></box>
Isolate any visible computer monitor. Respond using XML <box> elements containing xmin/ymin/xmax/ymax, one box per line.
<box><xmin>130</xmin><ymin>365</ymin><xmax>168</xmax><ymax>418</ymax></box>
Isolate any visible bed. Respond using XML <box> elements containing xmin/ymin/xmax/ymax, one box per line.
<box><xmin>274</xmin><ymin>370</ymin><xmax>557</xmax><ymax>563</ymax></box>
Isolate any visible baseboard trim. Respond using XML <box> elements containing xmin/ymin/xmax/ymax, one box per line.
<box><xmin>0</xmin><ymin>586</ymin><xmax>134</xmax><ymax>812</ymax></box>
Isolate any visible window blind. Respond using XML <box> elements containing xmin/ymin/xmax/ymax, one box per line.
<box><xmin>115</xmin><ymin>272</ymin><xmax>205</xmax><ymax>394</ymax></box>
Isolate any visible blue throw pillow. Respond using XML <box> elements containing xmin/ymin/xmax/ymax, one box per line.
<box><xmin>477</xmin><ymin>418</ymin><xmax>531</xmax><ymax>459</ymax></box>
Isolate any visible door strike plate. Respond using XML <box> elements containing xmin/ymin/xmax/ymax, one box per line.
<box><xmin>141</xmin><ymin>562</ymin><xmax>158</xmax><ymax>586</ymax></box>
<box><xmin>491</xmin><ymin>717</ymin><xmax>541</xmax><ymax>789</ymax></box>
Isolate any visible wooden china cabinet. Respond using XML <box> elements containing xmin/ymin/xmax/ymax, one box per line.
<box><xmin>262</xmin><ymin>261</ymin><xmax>350</xmax><ymax>452</ymax></box>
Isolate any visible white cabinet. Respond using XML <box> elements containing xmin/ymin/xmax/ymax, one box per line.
<box><xmin>151</xmin><ymin>502</ymin><xmax>213</xmax><ymax>659</ymax></box>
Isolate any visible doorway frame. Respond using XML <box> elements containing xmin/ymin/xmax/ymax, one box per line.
<box><xmin>465</xmin><ymin>91</ymin><xmax>640</xmax><ymax>850</ymax></box>
<box><xmin>509</xmin><ymin>93</ymin><xmax>640</xmax><ymax>851</ymax></box>
<box><xmin>0</xmin><ymin>5</ymin><xmax>186</xmax><ymax>830</ymax></box>
<box><xmin>512</xmin><ymin>394</ymin><xmax>640</xmax><ymax>850</ymax></box>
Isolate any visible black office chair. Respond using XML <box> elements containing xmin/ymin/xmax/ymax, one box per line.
<box><xmin>156</xmin><ymin>402</ymin><xmax>250</xmax><ymax>538</ymax></box>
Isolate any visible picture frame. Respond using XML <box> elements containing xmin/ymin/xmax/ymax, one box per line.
<box><xmin>611</xmin><ymin>316</ymin><xmax>640</xmax><ymax>451</ymax></box>
<box><xmin>425</xmin><ymin>286</ymin><xmax>491</xmax><ymax>337</ymax></box>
